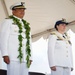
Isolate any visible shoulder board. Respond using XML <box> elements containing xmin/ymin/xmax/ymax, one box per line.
<box><xmin>50</xmin><ymin>33</ymin><xmax>56</xmax><ymax>35</ymax></box>
<box><xmin>5</xmin><ymin>17</ymin><xmax>10</xmax><ymax>19</ymax></box>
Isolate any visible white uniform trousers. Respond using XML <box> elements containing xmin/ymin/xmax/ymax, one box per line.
<box><xmin>51</xmin><ymin>66</ymin><xmax>71</xmax><ymax>75</ymax></box>
<box><xmin>7</xmin><ymin>61</ymin><xmax>29</xmax><ymax>75</ymax></box>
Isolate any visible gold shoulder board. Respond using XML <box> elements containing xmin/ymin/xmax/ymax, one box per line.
<box><xmin>50</xmin><ymin>33</ymin><xmax>56</xmax><ymax>35</ymax></box>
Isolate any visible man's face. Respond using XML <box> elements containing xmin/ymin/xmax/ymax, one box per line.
<box><xmin>12</xmin><ymin>8</ymin><xmax>25</xmax><ymax>18</ymax></box>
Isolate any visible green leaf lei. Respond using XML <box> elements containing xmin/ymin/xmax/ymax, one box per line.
<box><xmin>9</xmin><ymin>15</ymin><xmax>31</xmax><ymax>68</ymax></box>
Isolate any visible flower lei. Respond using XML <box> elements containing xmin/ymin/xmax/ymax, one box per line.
<box><xmin>50</xmin><ymin>31</ymin><xmax>71</xmax><ymax>45</ymax></box>
<box><xmin>9</xmin><ymin>15</ymin><xmax>31</xmax><ymax>68</ymax></box>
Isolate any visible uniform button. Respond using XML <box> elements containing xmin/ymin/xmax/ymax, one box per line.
<box><xmin>14</xmin><ymin>30</ymin><xmax>17</xmax><ymax>32</ymax></box>
<box><xmin>66</xmin><ymin>51</ymin><xmax>68</xmax><ymax>53</ymax></box>
<box><xmin>23</xmin><ymin>44</ymin><xmax>24</xmax><ymax>46</ymax></box>
<box><xmin>23</xmin><ymin>32</ymin><xmax>24</xmax><ymax>33</ymax></box>
<box><xmin>66</xmin><ymin>55</ymin><xmax>68</xmax><ymax>57</ymax></box>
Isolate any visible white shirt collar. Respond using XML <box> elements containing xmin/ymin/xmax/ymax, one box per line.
<box><xmin>13</xmin><ymin>15</ymin><xmax>22</xmax><ymax>21</ymax></box>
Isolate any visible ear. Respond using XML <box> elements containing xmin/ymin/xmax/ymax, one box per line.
<box><xmin>12</xmin><ymin>9</ymin><xmax>16</xmax><ymax>14</ymax></box>
<box><xmin>56</xmin><ymin>25</ymin><xmax>59</xmax><ymax>29</ymax></box>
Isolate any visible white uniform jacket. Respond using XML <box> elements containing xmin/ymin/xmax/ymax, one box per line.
<box><xmin>0</xmin><ymin>18</ymin><xmax>32</xmax><ymax>62</ymax></box>
<box><xmin>48</xmin><ymin>31</ymin><xmax>73</xmax><ymax>68</ymax></box>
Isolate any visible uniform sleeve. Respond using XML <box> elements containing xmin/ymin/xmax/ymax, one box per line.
<box><xmin>70</xmin><ymin>45</ymin><xmax>73</xmax><ymax>68</ymax></box>
<box><xmin>48</xmin><ymin>34</ymin><xmax>57</xmax><ymax>67</ymax></box>
<box><xmin>0</xmin><ymin>19</ymin><xmax>11</xmax><ymax>57</ymax></box>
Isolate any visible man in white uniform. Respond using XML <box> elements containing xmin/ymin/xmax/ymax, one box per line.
<box><xmin>0</xmin><ymin>2</ymin><xmax>32</xmax><ymax>75</ymax></box>
<box><xmin>48</xmin><ymin>20</ymin><xmax>73</xmax><ymax>75</ymax></box>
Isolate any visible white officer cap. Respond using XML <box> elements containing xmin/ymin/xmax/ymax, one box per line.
<box><xmin>10</xmin><ymin>2</ymin><xmax>26</xmax><ymax>10</ymax></box>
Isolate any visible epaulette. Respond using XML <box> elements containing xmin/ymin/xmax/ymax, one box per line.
<box><xmin>5</xmin><ymin>17</ymin><xmax>10</xmax><ymax>19</ymax></box>
<box><xmin>50</xmin><ymin>32</ymin><xmax>56</xmax><ymax>35</ymax></box>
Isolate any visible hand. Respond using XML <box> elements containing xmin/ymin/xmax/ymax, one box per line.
<box><xmin>71</xmin><ymin>68</ymin><xmax>73</xmax><ymax>71</ymax></box>
<box><xmin>50</xmin><ymin>66</ymin><xmax>56</xmax><ymax>71</ymax></box>
<box><xmin>3</xmin><ymin>56</ymin><xmax>10</xmax><ymax>64</ymax></box>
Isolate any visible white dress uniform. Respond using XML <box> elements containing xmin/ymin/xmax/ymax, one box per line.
<box><xmin>48</xmin><ymin>31</ymin><xmax>73</xmax><ymax>75</ymax></box>
<box><xmin>0</xmin><ymin>16</ymin><xmax>32</xmax><ymax>75</ymax></box>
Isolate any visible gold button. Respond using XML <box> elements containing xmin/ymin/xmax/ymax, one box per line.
<box><xmin>22</xmin><ymin>44</ymin><xmax>24</xmax><ymax>46</ymax></box>
<box><xmin>66</xmin><ymin>55</ymin><xmax>68</xmax><ymax>57</ymax></box>
<box><xmin>67</xmin><ymin>51</ymin><xmax>68</xmax><ymax>53</ymax></box>
<box><xmin>14</xmin><ymin>30</ymin><xmax>17</xmax><ymax>32</ymax></box>
<box><xmin>23</xmin><ymin>31</ymin><xmax>25</xmax><ymax>33</ymax></box>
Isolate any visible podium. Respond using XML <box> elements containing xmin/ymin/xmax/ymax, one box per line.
<box><xmin>29</xmin><ymin>72</ymin><xmax>45</xmax><ymax>75</ymax></box>
<box><xmin>0</xmin><ymin>69</ymin><xmax>7</xmax><ymax>75</ymax></box>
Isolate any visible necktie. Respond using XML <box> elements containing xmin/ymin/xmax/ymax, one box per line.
<box><xmin>63</xmin><ymin>35</ymin><xmax>66</xmax><ymax>38</ymax></box>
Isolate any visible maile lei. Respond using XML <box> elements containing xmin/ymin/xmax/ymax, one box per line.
<box><xmin>9</xmin><ymin>15</ymin><xmax>31</xmax><ymax>68</ymax></box>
